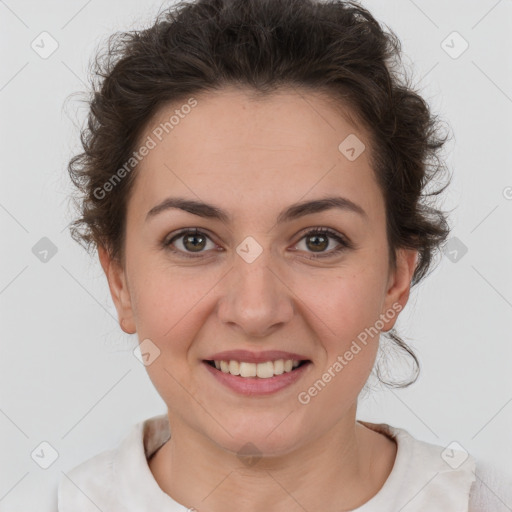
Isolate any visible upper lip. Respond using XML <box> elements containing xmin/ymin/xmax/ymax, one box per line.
<box><xmin>205</xmin><ymin>350</ymin><xmax>310</xmax><ymax>364</ymax></box>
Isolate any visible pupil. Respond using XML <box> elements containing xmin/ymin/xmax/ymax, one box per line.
<box><xmin>308</xmin><ymin>234</ymin><xmax>327</xmax><ymax>252</ymax></box>
<box><xmin>184</xmin><ymin>234</ymin><xmax>205</xmax><ymax>252</ymax></box>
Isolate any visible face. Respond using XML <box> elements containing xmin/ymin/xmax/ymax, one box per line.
<box><xmin>99</xmin><ymin>86</ymin><xmax>417</xmax><ymax>457</ymax></box>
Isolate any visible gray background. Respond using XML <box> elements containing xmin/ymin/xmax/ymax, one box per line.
<box><xmin>1</xmin><ymin>0</ymin><xmax>511</xmax><ymax>510</ymax></box>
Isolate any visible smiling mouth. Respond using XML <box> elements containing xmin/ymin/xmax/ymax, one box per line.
<box><xmin>203</xmin><ymin>359</ymin><xmax>311</xmax><ymax>379</ymax></box>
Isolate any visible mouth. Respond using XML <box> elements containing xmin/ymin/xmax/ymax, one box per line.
<box><xmin>203</xmin><ymin>359</ymin><xmax>311</xmax><ymax>379</ymax></box>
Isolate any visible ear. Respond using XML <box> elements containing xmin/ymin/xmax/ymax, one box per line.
<box><xmin>380</xmin><ymin>248</ymin><xmax>418</xmax><ymax>332</ymax></box>
<box><xmin>98</xmin><ymin>245</ymin><xmax>136</xmax><ymax>334</ymax></box>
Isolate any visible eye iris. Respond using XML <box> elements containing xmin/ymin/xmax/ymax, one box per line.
<box><xmin>307</xmin><ymin>234</ymin><xmax>328</xmax><ymax>252</ymax></box>
<box><xmin>184</xmin><ymin>233</ymin><xmax>206</xmax><ymax>252</ymax></box>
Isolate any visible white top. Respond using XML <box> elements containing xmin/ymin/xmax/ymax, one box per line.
<box><xmin>57</xmin><ymin>414</ymin><xmax>511</xmax><ymax>511</ymax></box>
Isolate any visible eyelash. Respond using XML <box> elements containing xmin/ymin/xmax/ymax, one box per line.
<box><xmin>162</xmin><ymin>227</ymin><xmax>352</xmax><ymax>260</ymax></box>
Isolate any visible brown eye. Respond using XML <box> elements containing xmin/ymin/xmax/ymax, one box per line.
<box><xmin>164</xmin><ymin>228</ymin><xmax>217</xmax><ymax>258</ymax></box>
<box><xmin>305</xmin><ymin>233</ymin><xmax>329</xmax><ymax>252</ymax></box>
<box><xmin>294</xmin><ymin>228</ymin><xmax>351</xmax><ymax>259</ymax></box>
<box><xmin>182</xmin><ymin>232</ymin><xmax>207</xmax><ymax>252</ymax></box>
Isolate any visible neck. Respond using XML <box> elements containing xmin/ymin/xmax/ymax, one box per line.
<box><xmin>148</xmin><ymin>407</ymin><xmax>397</xmax><ymax>511</ymax></box>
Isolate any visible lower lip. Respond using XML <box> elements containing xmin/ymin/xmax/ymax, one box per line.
<box><xmin>203</xmin><ymin>361</ymin><xmax>311</xmax><ymax>395</ymax></box>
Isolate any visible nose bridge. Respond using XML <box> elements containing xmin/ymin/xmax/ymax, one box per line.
<box><xmin>218</xmin><ymin>236</ymin><xmax>294</xmax><ymax>336</ymax></box>
<box><xmin>234</xmin><ymin>246</ymin><xmax>276</xmax><ymax>298</ymax></box>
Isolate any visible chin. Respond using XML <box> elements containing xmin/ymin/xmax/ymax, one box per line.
<box><xmin>210</xmin><ymin>421</ymin><xmax>306</xmax><ymax>458</ymax></box>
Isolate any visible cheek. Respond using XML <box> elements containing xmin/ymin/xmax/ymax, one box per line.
<box><xmin>129</xmin><ymin>268</ymin><xmax>212</xmax><ymax>405</ymax></box>
<box><xmin>127</xmin><ymin>253</ymin><xmax>224</xmax><ymax>366</ymax></box>
<box><xmin>291</xmin><ymin>276</ymin><xmax>383</xmax><ymax>420</ymax></box>
<box><xmin>298</xmin><ymin>267</ymin><xmax>386</xmax><ymax>339</ymax></box>
<box><xmin>292</xmin><ymin>266</ymin><xmax>387</xmax><ymax>389</ymax></box>
<box><xmin>131</xmin><ymin>272</ymin><xmax>205</xmax><ymax>341</ymax></box>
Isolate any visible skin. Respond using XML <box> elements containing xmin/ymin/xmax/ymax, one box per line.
<box><xmin>98</xmin><ymin>86</ymin><xmax>417</xmax><ymax>511</ymax></box>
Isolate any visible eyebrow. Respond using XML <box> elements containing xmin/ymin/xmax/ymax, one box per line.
<box><xmin>145</xmin><ymin>195</ymin><xmax>368</xmax><ymax>224</ymax></box>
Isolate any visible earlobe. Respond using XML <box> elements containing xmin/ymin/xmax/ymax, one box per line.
<box><xmin>380</xmin><ymin>249</ymin><xmax>418</xmax><ymax>332</ymax></box>
<box><xmin>97</xmin><ymin>245</ymin><xmax>137</xmax><ymax>334</ymax></box>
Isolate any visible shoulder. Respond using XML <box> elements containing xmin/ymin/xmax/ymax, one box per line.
<box><xmin>363</xmin><ymin>421</ymin><xmax>512</xmax><ymax>512</ymax></box>
<box><xmin>469</xmin><ymin>459</ymin><xmax>512</xmax><ymax>512</ymax></box>
<box><xmin>57</xmin><ymin>417</ymin><xmax>151</xmax><ymax>511</ymax></box>
<box><xmin>57</xmin><ymin>414</ymin><xmax>171</xmax><ymax>511</ymax></box>
<box><xmin>57</xmin><ymin>446</ymin><xmax>118</xmax><ymax>511</ymax></box>
<box><xmin>358</xmin><ymin>420</ymin><xmax>478</xmax><ymax>511</ymax></box>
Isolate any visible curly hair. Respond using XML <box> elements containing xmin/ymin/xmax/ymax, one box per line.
<box><xmin>67</xmin><ymin>0</ymin><xmax>452</xmax><ymax>388</ymax></box>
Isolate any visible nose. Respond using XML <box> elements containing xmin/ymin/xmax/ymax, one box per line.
<box><xmin>216</xmin><ymin>248</ymin><xmax>295</xmax><ymax>338</ymax></box>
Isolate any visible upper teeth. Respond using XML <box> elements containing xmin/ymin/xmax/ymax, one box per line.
<box><xmin>214</xmin><ymin>359</ymin><xmax>301</xmax><ymax>378</ymax></box>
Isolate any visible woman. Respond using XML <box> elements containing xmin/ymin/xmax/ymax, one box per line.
<box><xmin>58</xmin><ymin>0</ymin><xmax>509</xmax><ymax>510</ymax></box>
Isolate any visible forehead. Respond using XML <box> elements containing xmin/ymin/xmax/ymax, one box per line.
<box><xmin>128</xmin><ymin>86</ymin><xmax>383</xmax><ymax>225</ymax></box>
